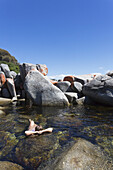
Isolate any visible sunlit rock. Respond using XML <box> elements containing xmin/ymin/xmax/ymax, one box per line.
<box><xmin>24</xmin><ymin>70</ymin><xmax>69</xmax><ymax>106</ymax></box>
<box><xmin>55</xmin><ymin>81</ymin><xmax>72</xmax><ymax>92</ymax></box>
<box><xmin>64</xmin><ymin>92</ymin><xmax>78</xmax><ymax>104</ymax></box>
<box><xmin>0</xmin><ymin>63</ymin><xmax>12</xmax><ymax>78</ymax></box>
<box><xmin>55</xmin><ymin>138</ymin><xmax>113</xmax><ymax>170</ymax></box>
<box><xmin>83</xmin><ymin>75</ymin><xmax>113</xmax><ymax>106</ymax></box>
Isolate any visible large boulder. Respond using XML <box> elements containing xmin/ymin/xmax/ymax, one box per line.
<box><xmin>83</xmin><ymin>75</ymin><xmax>113</xmax><ymax>106</ymax></box>
<box><xmin>19</xmin><ymin>63</ymin><xmax>36</xmax><ymax>83</ymax></box>
<box><xmin>19</xmin><ymin>63</ymin><xmax>48</xmax><ymax>83</ymax></box>
<box><xmin>7</xmin><ymin>78</ymin><xmax>17</xmax><ymax>98</ymax></box>
<box><xmin>0</xmin><ymin>64</ymin><xmax>12</xmax><ymax>78</ymax></box>
<box><xmin>24</xmin><ymin>70</ymin><xmax>69</xmax><ymax>106</ymax></box>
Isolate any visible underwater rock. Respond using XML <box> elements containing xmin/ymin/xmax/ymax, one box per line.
<box><xmin>0</xmin><ymin>161</ymin><xmax>23</xmax><ymax>170</ymax></box>
<box><xmin>82</xmin><ymin>125</ymin><xmax>113</xmax><ymax>159</ymax></box>
<box><xmin>0</xmin><ymin>131</ymin><xmax>18</xmax><ymax>159</ymax></box>
<box><xmin>0</xmin><ymin>110</ymin><xmax>5</xmax><ymax>116</ymax></box>
<box><xmin>15</xmin><ymin>134</ymin><xmax>57</xmax><ymax>169</ymax></box>
<box><xmin>54</xmin><ymin>138</ymin><xmax>113</xmax><ymax>170</ymax></box>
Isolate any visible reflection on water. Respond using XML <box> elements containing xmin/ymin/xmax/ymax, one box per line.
<box><xmin>0</xmin><ymin>101</ymin><xmax>113</xmax><ymax>169</ymax></box>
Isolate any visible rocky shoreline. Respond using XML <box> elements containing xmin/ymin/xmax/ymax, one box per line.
<box><xmin>0</xmin><ymin>62</ymin><xmax>113</xmax><ymax>107</ymax></box>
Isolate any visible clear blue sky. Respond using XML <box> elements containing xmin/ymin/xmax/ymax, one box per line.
<box><xmin>0</xmin><ymin>0</ymin><xmax>113</xmax><ymax>76</ymax></box>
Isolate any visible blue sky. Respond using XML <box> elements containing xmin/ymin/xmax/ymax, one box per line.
<box><xmin>0</xmin><ymin>0</ymin><xmax>113</xmax><ymax>76</ymax></box>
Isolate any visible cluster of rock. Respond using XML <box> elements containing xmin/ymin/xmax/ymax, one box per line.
<box><xmin>1</xmin><ymin>62</ymin><xmax>113</xmax><ymax>107</ymax></box>
<box><xmin>0</xmin><ymin>64</ymin><xmax>17</xmax><ymax>101</ymax></box>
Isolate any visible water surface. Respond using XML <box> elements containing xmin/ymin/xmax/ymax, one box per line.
<box><xmin>0</xmin><ymin>101</ymin><xmax>113</xmax><ymax>169</ymax></box>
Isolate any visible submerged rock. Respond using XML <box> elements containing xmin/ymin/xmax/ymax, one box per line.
<box><xmin>15</xmin><ymin>133</ymin><xmax>58</xmax><ymax>169</ymax></box>
<box><xmin>55</xmin><ymin>138</ymin><xmax>113</xmax><ymax>170</ymax></box>
<box><xmin>0</xmin><ymin>131</ymin><xmax>18</xmax><ymax>159</ymax></box>
<box><xmin>24</xmin><ymin>70</ymin><xmax>69</xmax><ymax>106</ymax></box>
<box><xmin>0</xmin><ymin>161</ymin><xmax>23</xmax><ymax>170</ymax></box>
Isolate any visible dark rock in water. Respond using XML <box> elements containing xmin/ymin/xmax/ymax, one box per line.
<box><xmin>24</xmin><ymin>70</ymin><xmax>69</xmax><ymax>106</ymax></box>
<box><xmin>0</xmin><ymin>131</ymin><xmax>18</xmax><ymax>159</ymax></box>
<box><xmin>15</xmin><ymin>133</ymin><xmax>57</xmax><ymax>169</ymax></box>
<box><xmin>7</xmin><ymin>78</ymin><xmax>17</xmax><ymax>99</ymax></box>
<box><xmin>14</xmin><ymin>74</ymin><xmax>23</xmax><ymax>90</ymax></box>
<box><xmin>0</xmin><ymin>63</ymin><xmax>12</xmax><ymax>78</ymax></box>
<box><xmin>0</xmin><ymin>161</ymin><xmax>23</xmax><ymax>170</ymax></box>
<box><xmin>2</xmin><ymin>88</ymin><xmax>11</xmax><ymax>98</ymax></box>
<box><xmin>54</xmin><ymin>138</ymin><xmax>113</xmax><ymax>170</ymax></box>
<box><xmin>55</xmin><ymin>81</ymin><xmax>72</xmax><ymax>92</ymax></box>
<box><xmin>83</xmin><ymin>75</ymin><xmax>113</xmax><ymax>106</ymax></box>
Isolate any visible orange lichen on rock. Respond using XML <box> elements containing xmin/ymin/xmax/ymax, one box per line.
<box><xmin>0</xmin><ymin>72</ymin><xmax>6</xmax><ymax>86</ymax></box>
<box><xmin>37</xmin><ymin>64</ymin><xmax>48</xmax><ymax>76</ymax></box>
<box><xmin>63</xmin><ymin>75</ymin><xmax>75</xmax><ymax>83</ymax></box>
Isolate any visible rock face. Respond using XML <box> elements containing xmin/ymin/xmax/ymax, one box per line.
<box><xmin>83</xmin><ymin>75</ymin><xmax>113</xmax><ymax>106</ymax></box>
<box><xmin>24</xmin><ymin>70</ymin><xmax>69</xmax><ymax>106</ymax></box>
<box><xmin>55</xmin><ymin>81</ymin><xmax>72</xmax><ymax>92</ymax></box>
<box><xmin>0</xmin><ymin>64</ymin><xmax>12</xmax><ymax>78</ymax></box>
<box><xmin>55</xmin><ymin>138</ymin><xmax>113</xmax><ymax>170</ymax></box>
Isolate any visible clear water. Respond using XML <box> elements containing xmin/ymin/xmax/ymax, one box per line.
<box><xmin>0</xmin><ymin>101</ymin><xmax>113</xmax><ymax>169</ymax></box>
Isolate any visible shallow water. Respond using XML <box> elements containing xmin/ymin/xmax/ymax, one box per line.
<box><xmin>0</xmin><ymin>101</ymin><xmax>113</xmax><ymax>169</ymax></box>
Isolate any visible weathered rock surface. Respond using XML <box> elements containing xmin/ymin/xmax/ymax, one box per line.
<box><xmin>36</xmin><ymin>64</ymin><xmax>48</xmax><ymax>76</ymax></box>
<box><xmin>55</xmin><ymin>138</ymin><xmax>113</xmax><ymax>170</ymax></box>
<box><xmin>83</xmin><ymin>75</ymin><xmax>113</xmax><ymax>106</ymax></box>
<box><xmin>55</xmin><ymin>81</ymin><xmax>72</xmax><ymax>92</ymax></box>
<box><xmin>0</xmin><ymin>64</ymin><xmax>12</xmax><ymax>78</ymax></box>
<box><xmin>71</xmin><ymin>81</ymin><xmax>82</xmax><ymax>93</ymax></box>
<box><xmin>24</xmin><ymin>70</ymin><xmax>69</xmax><ymax>106</ymax></box>
<box><xmin>0</xmin><ymin>161</ymin><xmax>23</xmax><ymax>170</ymax></box>
<box><xmin>7</xmin><ymin>78</ymin><xmax>17</xmax><ymax>99</ymax></box>
<box><xmin>0</xmin><ymin>131</ymin><xmax>18</xmax><ymax>159</ymax></box>
<box><xmin>19</xmin><ymin>63</ymin><xmax>36</xmax><ymax>83</ymax></box>
<box><xmin>10</xmin><ymin>71</ymin><xmax>17</xmax><ymax>79</ymax></box>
